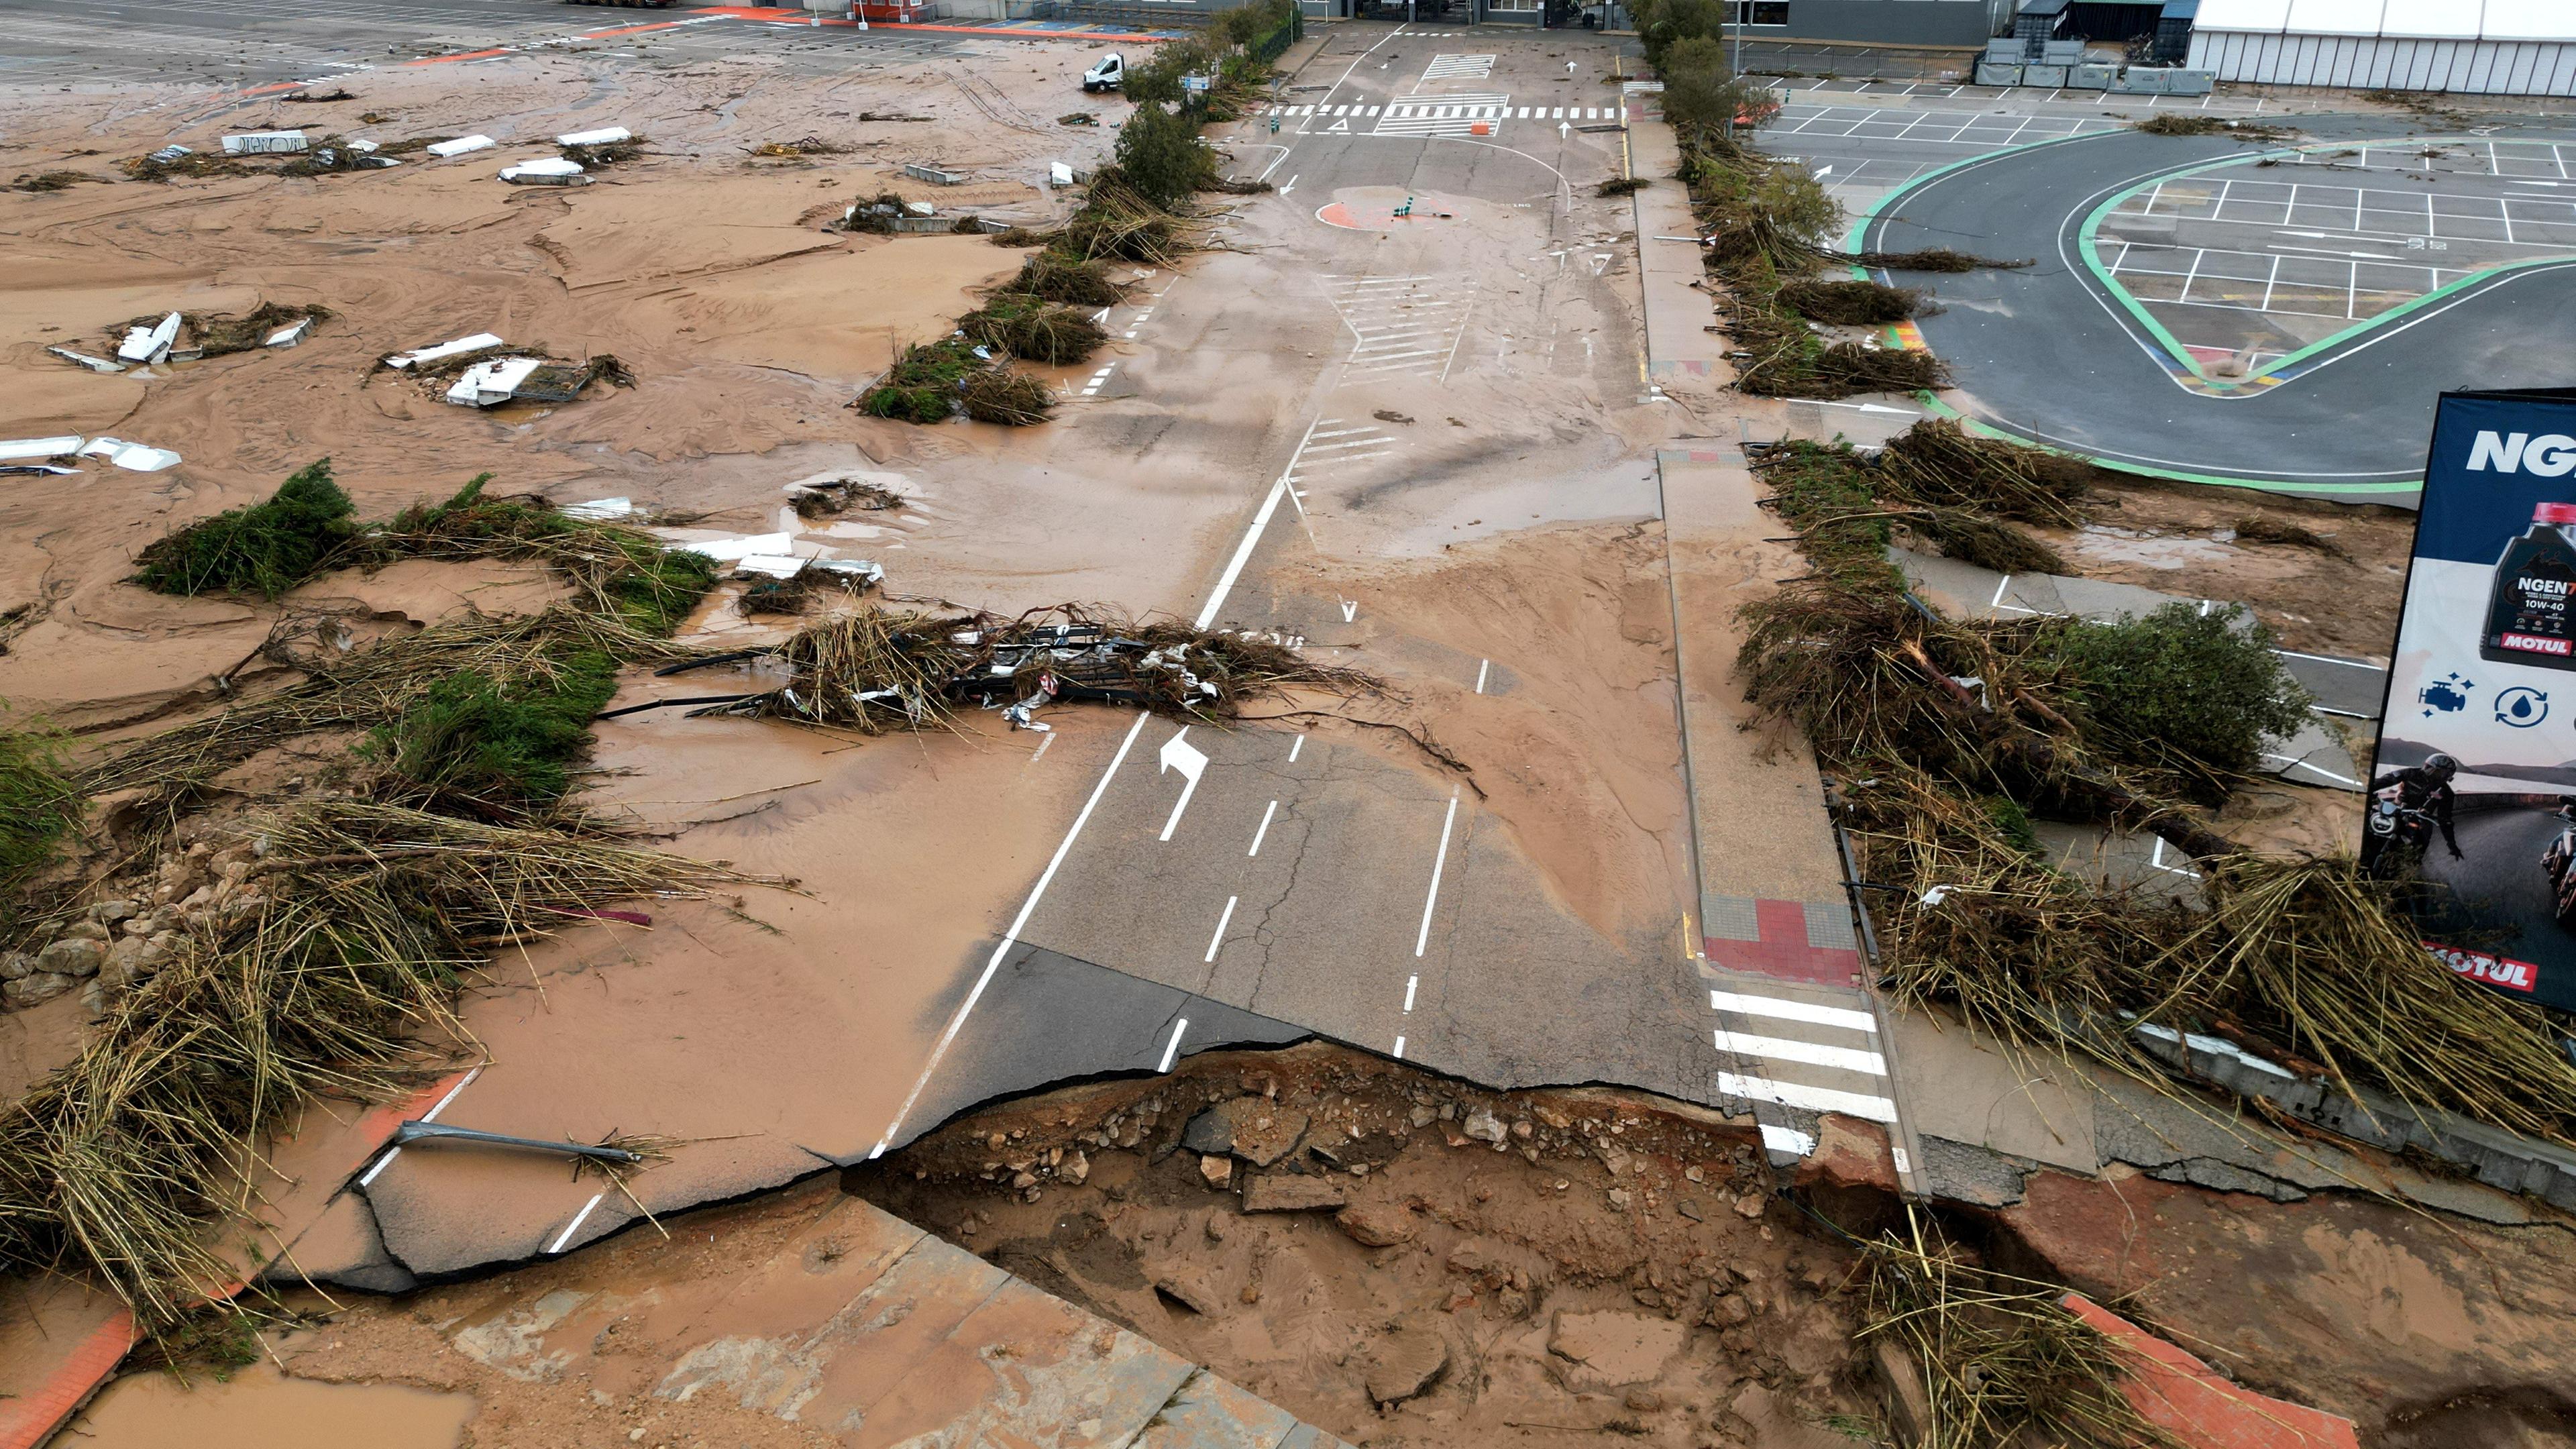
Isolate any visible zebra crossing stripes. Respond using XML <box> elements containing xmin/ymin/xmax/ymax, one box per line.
<box><xmin>1373</xmin><ymin>92</ymin><xmax>1510</xmax><ymax>138</ymax></box>
<box><xmin>1321</xmin><ymin>274</ymin><xmax>1476</xmax><ymax>381</ymax></box>
<box><xmin>1283</xmin><ymin>417</ymin><xmax>1400</xmax><ymax>492</ymax></box>
<box><xmin>1264</xmin><ymin>103</ymin><xmax>1385</xmax><ymax>117</ymax></box>
<box><xmin>1707</xmin><ymin>980</ymin><xmax>1900</xmax><ymax>1158</ymax></box>
<box><xmin>1511</xmin><ymin>106</ymin><xmax>1616</xmax><ymax>121</ymax></box>
<box><xmin>1419</xmin><ymin>52</ymin><xmax>1495</xmax><ymax>81</ymax></box>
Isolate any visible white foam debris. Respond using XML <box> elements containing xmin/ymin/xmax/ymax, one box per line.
<box><xmin>499</xmin><ymin>156</ymin><xmax>586</xmax><ymax>185</ymax></box>
<box><xmin>426</xmin><ymin>135</ymin><xmax>497</xmax><ymax>158</ymax></box>
<box><xmin>669</xmin><ymin>533</ymin><xmax>795</xmax><ymax>564</ymax></box>
<box><xmin>264</xmin><ymin>317</ymin><xmax>314</xmax><ymax>347</ymax></box>
<box><xmin>0</xmin><ymin>437</ymin><xmax>85</xmax><ymax>463</ymax></box>
<box><xmin>555</xmin><ymin>126</ymin><xmax>632</xmax><ymax>147</ymax></box>
<box><xmin>117</xmin><ymin>313</ymin><xmax>181</xmax><ymax>365</ymax></box>
<box><xmin>221</xmin><ymin>129</ymin><xmax>307</xmax><ymax>155</ymax></box>
<box><xmin>561</xmin><ymin>497</ymin><xmax>635</xmax><ymax>521</ymax></box>
<box><xmin>46</xmin><ymin>346</ymin><xmax>125</xmax><ymax>373</ymax></box>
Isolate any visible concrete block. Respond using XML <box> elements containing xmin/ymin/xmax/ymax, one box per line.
<box><xmin>1975</xmin><ymin>62</ymin><xmax>2023</xmax><ymax>87</ymax></box>
<box><xmin>2023</xmin><ymin>63</ymin><xmax>2069</xmax><ymax>87</ymax></box>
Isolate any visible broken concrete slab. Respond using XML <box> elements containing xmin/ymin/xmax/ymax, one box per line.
<box><xmin>443</xmin><ymin>356</ymin><xmax>543</xmax><ymax>407</ymax></box>
<box><xmin>1546</xmin><ymin>1309</ymin><xmax>1684</xmax><ymax>1392</ymax></box>
<box><xmin>1364</xmin><ymin>1318</ymin><xmax>1448</xmax><ymax>1406</ymax></box>
<box><xmin>115</xmin><ymin>313</ymin><xmax>179</xmax><ymax>365</ymax></box>
<box><xmin>499</xmin><ymin>156</ymin><xmax>587</xmax><ymax>186</ymax></box>
<box><xmin>384</xmin><ymin>333</ymin><xmax>504</xmax><ymax>370</ymax></box>
<box><xmin>425</xmin><ymin>135</ymin><xmax>496</xmax><ymax>158</ymax></box>
<box><xmin>1125</xmin><ymin>1368</ymin><xmax>1301</xmax><ymax>1449</ymax></box>
<box><xmin>0</xmin><ymin>437</ymin><xmax>83</xmax><ymax>464</ymax></box>
<box><xmin>220</xmin><ymin>129</ymin><xmax>306</xmax><ymax>155</ymax></box>
<box><xmin>45</xmin><ymin>345</ymin><xmax>123</xmax><ymax>373</ymax></box>
<box><xmin>74</xmin><ymin>438</ymin><xmax>180</xmax><ymax>473</ymax></box>
<box><xmin>2061</xmin><ymin>1293</ymin><xmax>2361</xmax><ymax>1449</ymax></box>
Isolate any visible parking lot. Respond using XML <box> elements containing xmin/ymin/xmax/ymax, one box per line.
<box><xmin>2094</xmin><ymin>141</ymin><xmax>2576</xmax><ymax>371</ymax></box>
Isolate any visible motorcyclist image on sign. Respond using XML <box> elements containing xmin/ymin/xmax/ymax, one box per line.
<box><xmin>2371</xmin><ymin>388</ymin><xmax>2576</xmax><ymax>1012</ymax></box>
<box><xmin>2362</xmin><ymin>753</ymin><xmax>2461</xmax><ymax>877</ymax></box>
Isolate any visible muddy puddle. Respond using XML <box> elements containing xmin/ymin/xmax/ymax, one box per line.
<box><xmin>60</xmin><ymin>1362</ymin><xmax>473</xmax><ymax>1448</ymax></box>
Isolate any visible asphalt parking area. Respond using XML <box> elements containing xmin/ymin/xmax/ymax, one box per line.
<box><xmin>2093</xmin><ymin>140</ymin><xmax>2576</xmax><ymax>372</ymax></box>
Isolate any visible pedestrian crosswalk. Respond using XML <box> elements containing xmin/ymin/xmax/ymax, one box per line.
<box><xmin>1709</xmin><ymin>983</ymin><xmax>1900</xmax><ymax>1160</ymax></box>
<box><xmin>1373</xmin><ymin>91</ymin><xmax>1509</xmax><ymax>136</ymax></box>
<box><xmin>1419</xmin><ymin>52</ymin><xmax>1495</xmax><ymax>82</ymax></box>
<box><xmin>1253</xmin><ymin>101</ymin><xmax>1624</xmax><ymax>134</ymax></box>
<box><xmin>1320</xmin><ymin>274</ymin><xmax>1475</xmax><ymax>382</ymax></box>
<box><xmin>1283</xmin><ymin>416</ymin><xmax>1401</xmax><ymax>495</ymax></box>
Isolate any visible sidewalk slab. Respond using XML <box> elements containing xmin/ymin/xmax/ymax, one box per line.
<box><xmin>1626</xmin><ymin>117</ymin><xmax>1727</xmax><ymax>384</ymax></box>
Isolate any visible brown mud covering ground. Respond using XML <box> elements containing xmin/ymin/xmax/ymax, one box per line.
<box><xmin>2027</xmin><ymin>477</ymin><xmax>2418</xmax><ymax>660</ymax></box>
<box><xmin>1992</xmin><ymin>1167</ymin><xmax>2576</xmax><ymax>1445</ymax></box>
<box><xmin>852</xmin><ymin>1044</ymin><xmax>1876</xmax><ymax>1447</ymax></box>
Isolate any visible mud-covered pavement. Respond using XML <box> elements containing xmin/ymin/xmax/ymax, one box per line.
<box><xmin>10</xmin><ymin>6</ymin><xmax>2576</xmax><ymax>1447</ymax></box>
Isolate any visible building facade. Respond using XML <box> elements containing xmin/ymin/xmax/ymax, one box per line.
<box><xmin>2185</xmin><ymin>0</ymin><xmax>2576</xmax><ymax>95</ymax></box>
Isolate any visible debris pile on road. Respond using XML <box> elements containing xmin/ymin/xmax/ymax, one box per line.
<box><xmin>857</xmin><ymin>337</ymin><xmax>1057</xmax><ymax>425</ymax></box>
<box><xmin>786</xmin><ymin>476</ymin><xmax>902</xmax><ymax>517</ymax></box>
<box><xmin>1738</xmin><ymin>415</ymin><xmax>2576</xmax><ymax>1149</ymax></box>
<box><xmin>1857</xmin><ymin>1213</ymin><xmax>2174</xmax><ymax>1449</ymax></box>
<box><xmin>0</xmin><ymin>800</ymin><xmax>771</xmax><ymax>1335</ymax></box>
<box><xmin>374</xmin><ymin>333</ymin><xmax>632</xmax><ymax>406</ymax></box>
<box><xmin>119</xmin><ymin>146</ymin><xmax>252</xmax><ymax>182</ymax></box>
<box><xmin>654</xmin><ymin>606</ymin><xmax>1374</xmax><ymax>733</ymax></box>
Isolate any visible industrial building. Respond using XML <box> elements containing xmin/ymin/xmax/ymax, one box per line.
<box><xmin>2183</xmin><ymin>0</ymin><xmax>2576</xmax><ymax>94</ymax></box>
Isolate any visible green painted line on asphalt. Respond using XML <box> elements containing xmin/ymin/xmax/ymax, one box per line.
<box><xmin>2075</xmin><ymin>139</ymin><xmax>2576</xmax><ymax>389</ymax></box>
<box><xmin>1837</xmin><ymin>127</ymin><xmax>2104</xmax><ymax>257</ymax></box>
<box><xmin>2075</xmin><ymin>146</ymin><xmax>2306</xmax><ymax>387</ymax></box>
<box><xmin>1914</xmin><ymin>394</ymin><xmax>2424</xmax><ymax>498</ymax></box>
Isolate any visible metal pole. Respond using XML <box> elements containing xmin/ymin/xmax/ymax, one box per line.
<box><xmin>1730</xmin><ymin>0</ymin><xmax>1743</xmax><ymax>82</ymax></box>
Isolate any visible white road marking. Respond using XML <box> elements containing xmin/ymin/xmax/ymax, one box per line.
<box><xmin>1709</xmin><ymin>991</ymin><xmax>1878</xmax><ymax>1034</ymax></box>
<box><xmin>1157</xmin><ymin>728</ymin><xmax>1210</xmax><ymax>841</ymax></box>
<box><xmin>1717</xmin><ymin>1071</ymin><xmax>1899</xmax><ymax>1122</ymax></box>
<box><xmin>1288</xmin><ymin>733</ymin><xmax>1305</xmax><ymax>763</ymax></box>
<box><xmin>1473</xmin><ymin>658</ymin><xmax>1489</xmax><ymax>694</ymax></box>
<box><xmin>1760</xmin><ymin>1122</ymin><xmax>1818</xmax><ymax>1156</ymax></box>
<box><xmin>1414</xmin><ymin>790</ymin><xmax>1460</xmax><ymax>958</ymax></box>
<box><xmin>1404</xmin><ymin>974</ymin><xmax>1418</xmax><ymax>1012</ymax></box>
<box><xmin>870</xmin><ymin>711</ymin><xmax>1152</xmax><ymax>1157</ymax></box>
<box><xmin>1159</xmin><ymin>1017</ymin><xmax>1190</xmax><ymax>1072</ymax></box>
<box><xmin>1193</xmin><ymin>475</ymin><xmax>1293</xmax><ymax>630</ymax></box>
<box><xmin>1248</xmin><ymin>799</ymin><xmax>1278</xmax><ymax>857</ymax></box>
<box><xmin>547</xmin><ymin>1193</ymin><xmax>606</xmax><ymax>1255</ymax></box>
<box><xmin>1340</xmin><ymin>599</ymin><xmax>1358</xmax><ymax>622</ymax></box>
<box><xmin>1204</xmin><ymin>895</ymin><xmax>1238</xmax><ymax>963</ymax></box>
<box><xmin>358</xmin><ymin>1064</ymin><xmax>482</xmax><ymax>1187</ymax></box>
<box><xmin>1393</xmin><ymin>1034</ymin><xmax>1407</xmax><ymax>1059</ymax></box>
<box><xmin>1716</xmin><ymin>1030</ymin><xmax>1888</xmax><ymax>1077</ymax></box>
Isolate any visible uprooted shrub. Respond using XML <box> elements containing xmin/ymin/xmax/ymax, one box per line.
<box><xmin>960</xmin><ymin>368</ymin><xmax>1057</xmax><ymax>425</ymax></box>
<box><xmin>1114</xmin><ymin>101</ymin><xmax>1222</xmax><ymax>210</ymax></box>
<box><xmin>360</xmin><ymin>475</ymin><xmax>716</xmax><ymax>636</ymax></box>
<box><xmin>2043</xmin><ymin>602</ymin><xmax>2312</xmax><ymax>783</ymax></box>
<box><xmin>0</xmin><ymin>724</ymin><xmax>78</xmax><ymax>900</ymax></box>
<box><xmin>958</xmin><ymin>293</ymin><xmax>1110</xmax><ymax>366</ymax></box>
<box><xmin>364</xmin><ymin>649</ymin><xmax>619</xmax><ymax>818</ymax></box>
<box><xmin>857</xmin><ymin>337</ymin><xmax>985</xmax><ymax>424</ymax></box>
<box><xmin>1010</xmin><ymin>252</ymin><xmax>1126</xmax><ymax>306</ymax></box>
<box><xmin>1776</xmin><ymin>278</ymin><xmax>1919</xmax><ymax>325</ymax></box>
<box><xmin>131</xmin><ymin>460</ymin><xmax>358</xmax><ymax>598</ymax></box>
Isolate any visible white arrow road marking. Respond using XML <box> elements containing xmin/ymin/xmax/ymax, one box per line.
<box><xmin>1279</xmin><ymin>174</ymin><xmax>1298</xmax><ymax>195</ymax></box>
<box><xmin>1814</xmin><ymin>164</ymin><xmax>1833</xmax><ymax>177</ymax></box>
<box><xmin>1558</xmin><ymin>119</ymin><xmax>1571</xmax><ymax>139</ymax></box>
<box><xmin>1159</xmin><ymin>727</ymin><xmax>1210</xmax><ymax>841</ymax></box>
<box><xmin>1340</xmin><ymin>598</ymin><xmax>1358</xmax><ymax>622</ymax></box>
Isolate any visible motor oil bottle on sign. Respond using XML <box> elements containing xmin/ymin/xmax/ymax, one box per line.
<box><xmin>2485</xmin><ymin>502</ymin><xmax>2576</xmax><ymax>670</ymax></box>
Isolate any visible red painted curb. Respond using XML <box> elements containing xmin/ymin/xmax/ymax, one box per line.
<box><xmin>2064</xmin><ymin>1294</ymin><xmax>2361</xmax><ymax>1449</ymax></box>
<box><xmin>0</xmin><ymin>1069</ymin><xmax>474</xmax><ymax>1448</ymax></box>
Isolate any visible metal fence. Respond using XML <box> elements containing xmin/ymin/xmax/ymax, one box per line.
<box><xmin>1247</xmin><ymin>7</ymin><xmax>1303</xmax><ymax>64</ymax></box>
<box><xmin>1733</xmin><ymin>40</ymin><xmax>1974</xmax><ymax>83</ymax></box>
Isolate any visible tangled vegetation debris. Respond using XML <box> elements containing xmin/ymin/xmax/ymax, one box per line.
<box><xmin>0</xmin><ymin>725</ymin><xmax>78</xmax><ymax>904</ymax></box>
<box><xmin>0</xmin><ymin>802</ymin><xmax>771</xmax><ymax>1334</ymax></box>
<box><xmin>957</xmin><ymin>292</ymin><xmax>1110</xmax><ymax>366</ymax></box>
<box><xmin>655</xmin><ymin>606</ymin><xmax>1375</xmax><ymax>734</ymax></box>
<box><xmin>1858</xmin><ymin>1214</ymin><xmax>2178</xmax><ymax>1449</ymax></box>
<box><xmin>13</xmin><ymin>170</ymin><xmax>100</xmax><ymax>192</ymax></box>
<box><xmin>182</xmin><ymin>302</ymin><xmax>331</xmax><ymax>358</ymax></box>
<box><xmin>1734</xmin><ymin>368</ymin><xmax>2576</xmax><ymax>1148</ymax></box>
<box><xmin>1597</xmin><ymin>175</ymin><xmax>1650</xmax><ymax>197</ymax></box>
<box><xmin>2133</xmin><ymin>115</ymin><xmax>2296</xmax><ymax>142</ymax></box>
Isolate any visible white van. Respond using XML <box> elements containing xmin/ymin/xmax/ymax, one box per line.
<box><xmin>1083</xmin><ymin>52</ymin><xmax>1124</xmax><ymax>93</ymax></box>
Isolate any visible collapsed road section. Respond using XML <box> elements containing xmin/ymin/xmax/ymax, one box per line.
<box><xmin>4</xmin><ymin>3</ymin><xmax>2576</xmax><ymax>1448</ymax></box>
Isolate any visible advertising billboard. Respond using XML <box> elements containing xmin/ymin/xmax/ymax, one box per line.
<box><xmin>2374</xmin><ymin>388</ymin><xmax>2576</xmax><ymax>1013</ymax></box>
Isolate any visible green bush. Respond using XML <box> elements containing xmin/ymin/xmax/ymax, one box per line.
<box><xmin>131</xmin><ymin>460</ymin><xmax>357</xmax><ymax>598</ymax></box>
<box><xmin>366</xmin><ymin>650</ymin><xmax>618</xmax><ymax>818</ymax></box>
<box><xmin>2049</xmin><ymin>603</ymin><xmax>2312</xmax><ymax>778</ymax></box>
<box><xmin>374</xmin><ymin>476</ymin><xmax>718</xmax><ymax>637</ymax></box>
<box><xmin>0</xmin><ymin>724</ymin><xmax>78</xmax><ymax>896</ymax></box>
<box><xmin>1116</xmin><ymin>102</ymin><xmax>1219</xmax><ymax>209</ymax></box>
